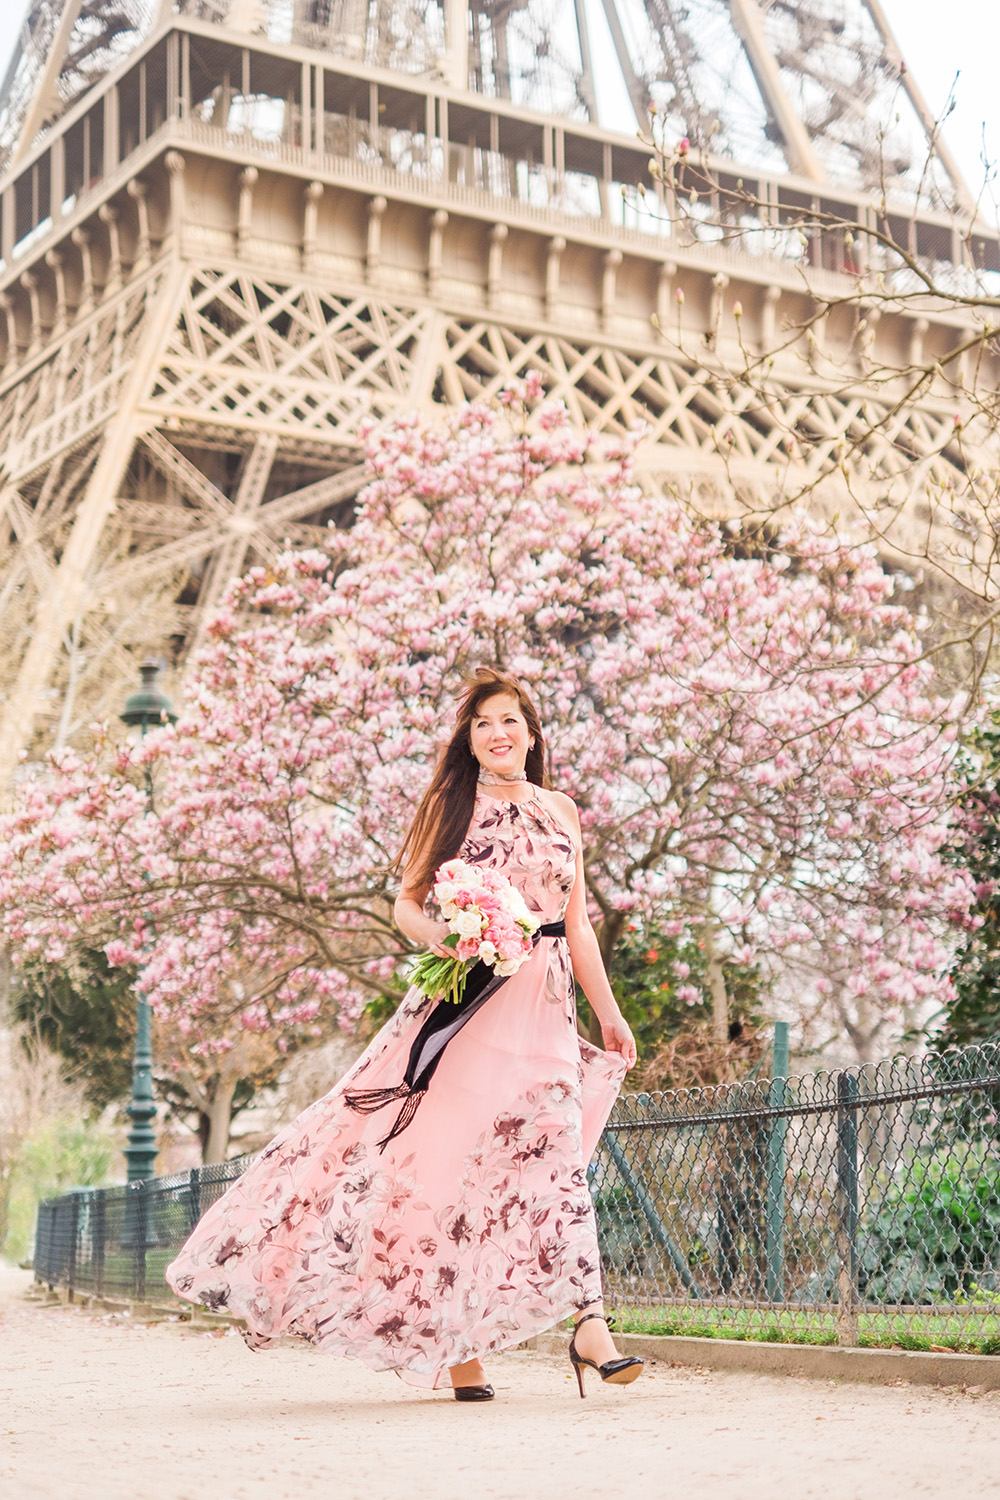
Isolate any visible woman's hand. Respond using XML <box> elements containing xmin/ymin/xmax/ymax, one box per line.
<box><xmin>422</xmin><ymin>920</ymin><xmax>454</xmax><ymax>960</ymax></box>
<box><xmin>600</xmin><ymin>1015</ymin><xmax>638</xmax><ymax>1070</ymax></box>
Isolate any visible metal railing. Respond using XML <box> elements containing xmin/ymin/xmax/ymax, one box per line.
<box><xmin>32</xmin><ymin>1158</ymin><xmax>254</xmax><ymax>1306</ymax></box>
<box><xmin>594</xmin><ymin>1040</ymin><xmax>1000</xmax><ymax>1351</ymax></box>
<box><xmin>32</xmin><ymin>1040</ymin><xmax>1000</xmax><ymax>1352</ymax></box>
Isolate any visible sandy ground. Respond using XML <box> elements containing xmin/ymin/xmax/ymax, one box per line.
<box><xmin>2</xmin><ymin>1267</ymin><xmax>998</xmax><ymax>1500</ymax></box>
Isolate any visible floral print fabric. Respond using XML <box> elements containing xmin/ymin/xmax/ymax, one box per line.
<box><xmin>165</xmin><ymin>789</ymin><xmax>626</xmax><ymax>1388</ymax></box>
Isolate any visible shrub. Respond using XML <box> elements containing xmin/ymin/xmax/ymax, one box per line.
<box><xmin>860</xmin><ymin>1152</ymin><xmax>1000</xmax><ymax>1304</ymax></box>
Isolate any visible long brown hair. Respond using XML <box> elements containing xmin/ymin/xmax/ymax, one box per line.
<box><xmin>399</xmin><ymin>666</ymin><xmax>547</xmax><ymax>891</ymax></box>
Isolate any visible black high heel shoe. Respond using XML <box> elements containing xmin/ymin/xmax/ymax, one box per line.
<box><xmin>452</xmin><ymin>1383</ymin><xmax>494</xmax><ymax>1402</ymax></box>
<box><xmin>569</xmin><ymin>1313</ymin><xmax>643</xmax><ymax>1398</ymax></box>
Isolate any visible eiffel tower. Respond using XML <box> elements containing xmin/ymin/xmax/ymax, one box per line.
<box><xmin>0</xmin><ymin>0</ymin><xmax>995</xmax><ymax>779</ymax></box>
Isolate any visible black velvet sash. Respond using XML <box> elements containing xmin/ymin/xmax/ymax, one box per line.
<box><xmin>344</xmin><ymin>920</ymin><xmax>566</xmax><ymax>1151</ymax></box>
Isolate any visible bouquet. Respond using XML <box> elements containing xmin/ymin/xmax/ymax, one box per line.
<box><xmin>410</xmin><ymin>858</ymin><xmax>540</xmax><ymax>1005</ymax></box>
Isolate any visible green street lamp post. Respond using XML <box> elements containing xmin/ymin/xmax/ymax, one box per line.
<box><xmin>120</xmin><ymin>659</ymin><xmax>177</xmax><ymax>1186</ymax></box>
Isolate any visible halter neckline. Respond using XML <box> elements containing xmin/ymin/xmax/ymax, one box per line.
<box><xmin>474</xmin><ymin>785</ymin><xmax>538</xmax><ymax>809</ymax></box>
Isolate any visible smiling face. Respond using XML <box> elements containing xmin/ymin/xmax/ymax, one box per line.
<box><xmin>469</xmin><ymin>692</ymin><xmax>533</xmax><ymax>777</ymax></box>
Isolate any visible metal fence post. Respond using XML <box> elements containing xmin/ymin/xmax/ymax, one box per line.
<box><xmin>765</xmin><ymin>1021</ymin><xmax>789</xmax><ymax>1301</ymax></box>
<box><xmin>92</xmin><ymin>1189</ymin><xmax>106</xmax><ymax>1299</ymax></box>
<box><xmin>65</xmin><ymin>1191</ymin><xmax>81</xmax><ymax>1302</ymax></box>
<box><xmin>836</xmin><ymin>1071</ymin><xmax>860</xmax><ymax>1346</ymax></box>
<box><xmin>133</xmin><ymin>1181</ymin><xmax>148</xmax><ymax>1303</ymax></box>
<box><xmin>34</xmin><ymin>1201</ymin><xmax>53</xmax><ymax>1286</ymax></box>
<box><xmin>187</xmin><ymin>1165</ymin><xmax>202</xmax><ymax>1231</ymax></box>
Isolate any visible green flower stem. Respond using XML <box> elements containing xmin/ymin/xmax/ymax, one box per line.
<box><xmin>410</xmin><ymin>951</ymin><xmax>471</xmax><ymax>1004</ymax></box>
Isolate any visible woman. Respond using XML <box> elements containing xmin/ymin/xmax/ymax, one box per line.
<box><xmin>166</xmin><ymin>666</ymin><xmax>642</xmax><ymax>1400</ymax></box>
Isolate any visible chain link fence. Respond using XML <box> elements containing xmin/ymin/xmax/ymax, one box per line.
<box><xmin>32</xmin><ymin>1159</ymin><xmax>253</xmax><ymax>1307</ymax></box>
<box><xmin>32</xmin><ymin>1040</ymin><xmax>1000</xmax><ymax>1352</ymax></box>
<box><xmin>594</xmin><ymin>1040</ymin><xmax>1000</xmax><ymax>1352</ymax></box>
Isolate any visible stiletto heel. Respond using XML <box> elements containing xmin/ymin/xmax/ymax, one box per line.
<box><xmin>568</xmin><ymin>1313</ymin><xmax>643</xmax><ymax>1399</ymax></box>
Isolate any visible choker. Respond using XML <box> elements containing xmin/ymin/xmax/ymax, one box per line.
<box><xmin>477</xmin><ymin>767</ymin><xmax>528</xmax><ymax>785</ymax></box>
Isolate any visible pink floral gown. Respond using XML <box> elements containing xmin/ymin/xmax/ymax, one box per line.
<box><xmin>165</xmin><ymin>789</ymin><xmax>626</xmax><ymax>1388</ymax></box>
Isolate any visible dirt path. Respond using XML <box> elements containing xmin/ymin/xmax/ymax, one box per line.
<box><xmin>2</xmin><ymin>1266</ymin><xmax>998</xmax><ymax>1500</ymax></box>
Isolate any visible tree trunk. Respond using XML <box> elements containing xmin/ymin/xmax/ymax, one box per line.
<box><xmin>839</xmin><ymin>995</ymin><xmax>882</xmax><ymax>1065</ymax></box>
<box><xmin>201</xmin><ymin>1075</ymin><xmax>238</xmax><ymax>1164</ymax></box>
<box><xmin>703</xmin><ymin>921</ymin><xmax>729</xmax><ymax>1045</ymax></box>
<box><xmin>596</xmin><ymin>909</ymin><xmax>625</xmax><ymax>970</ymax></box>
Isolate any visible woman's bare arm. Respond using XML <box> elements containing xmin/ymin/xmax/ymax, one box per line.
<box><xmin>393</xmin><ymin>870</ymin><xmax>453</xmax><ymax>958</ymax></box>
<box><xmin>546</xmin><ymin>791</ymin><xmax>637</xmax><ymax>1069</ymax></box>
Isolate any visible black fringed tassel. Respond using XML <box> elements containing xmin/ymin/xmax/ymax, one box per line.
<box><xmin>342</xmin><ymin>1083</ymin><xmax>410</xmax><ymax>1114</ymax></box>
<box><xmin>374</xmin><ymin>1089</ymin><xmax>427</xmax><ymax>1151</ymax></box>
<box><xmin>342</xmin><ymin>1083</ymin><xmax>427</xmax><ymax>1152</ymax></box>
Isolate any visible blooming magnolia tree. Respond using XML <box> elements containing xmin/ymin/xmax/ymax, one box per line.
<box><xmin>0</xmin><ymin>379</ymin><xmax>977</xmax><ymax>1154</ymax></box>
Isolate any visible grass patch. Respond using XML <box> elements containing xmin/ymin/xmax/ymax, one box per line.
<box><xmin>613</xmin><ymin>1303</ymin><xmax>1000</xmax><ymax>1356</ymax></box>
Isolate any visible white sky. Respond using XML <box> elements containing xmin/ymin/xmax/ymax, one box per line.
<box><xmin>0</xmin><ymin>0</ymin><xmax>996</xmax><ymax>201</ymax></box>
<box><xmin>882</xmin><ymin>0</ymin><xmax>999</xmax><ymax>201</ymax></box>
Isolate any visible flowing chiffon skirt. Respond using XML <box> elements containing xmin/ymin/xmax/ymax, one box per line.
<box><xmin>165</xmin><ymin>793</ymin><xmax>626</xmax><ymax>1388</ymax></box>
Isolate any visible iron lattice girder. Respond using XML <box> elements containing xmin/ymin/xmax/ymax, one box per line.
<box><xmin>0</xmin><ymin>14</ymin><xmax>995</xmax><ymax>772</ymax></box>
<box><xmin>0</xmin><ymin>244</ymin><xmax>986</xmax><ymax>778</ymax></box>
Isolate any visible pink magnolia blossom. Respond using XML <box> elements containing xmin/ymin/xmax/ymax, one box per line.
<box><xmin>0</xmin><ymin>383</ymin><xmax>976</xmax><ymax>1077</ymax></box>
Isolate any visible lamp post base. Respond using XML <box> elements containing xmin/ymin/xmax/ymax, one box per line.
<box><xmin>121</xmin><ymin>996</ymin><xmax>160</xmax><ymax>1249</ymax></box>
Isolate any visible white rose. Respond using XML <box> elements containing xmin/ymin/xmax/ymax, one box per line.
<box><xmin>455</xmin><ymin>910</ymin><xmax>485</xmax><ymax>938</ymax></box>
<box><xmin>495</xmin><ymin>958</ymin><xmax>522</xmax><ymax>976</ymax></box>
<box><xmin>439</xmin><ymin>901</ymin><xmax>459</xmax><ymax>920</ymax></box>
<box><xmin>478</xmin><ymin>941</ymin><xmax>497</xmax><ymax>965</ymax></box>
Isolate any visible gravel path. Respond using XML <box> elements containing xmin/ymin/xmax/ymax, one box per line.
<box><xmin>2</xmin><ymin>1266</ymin><xmax>998</xmax><ymax>1500</ymax></box>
